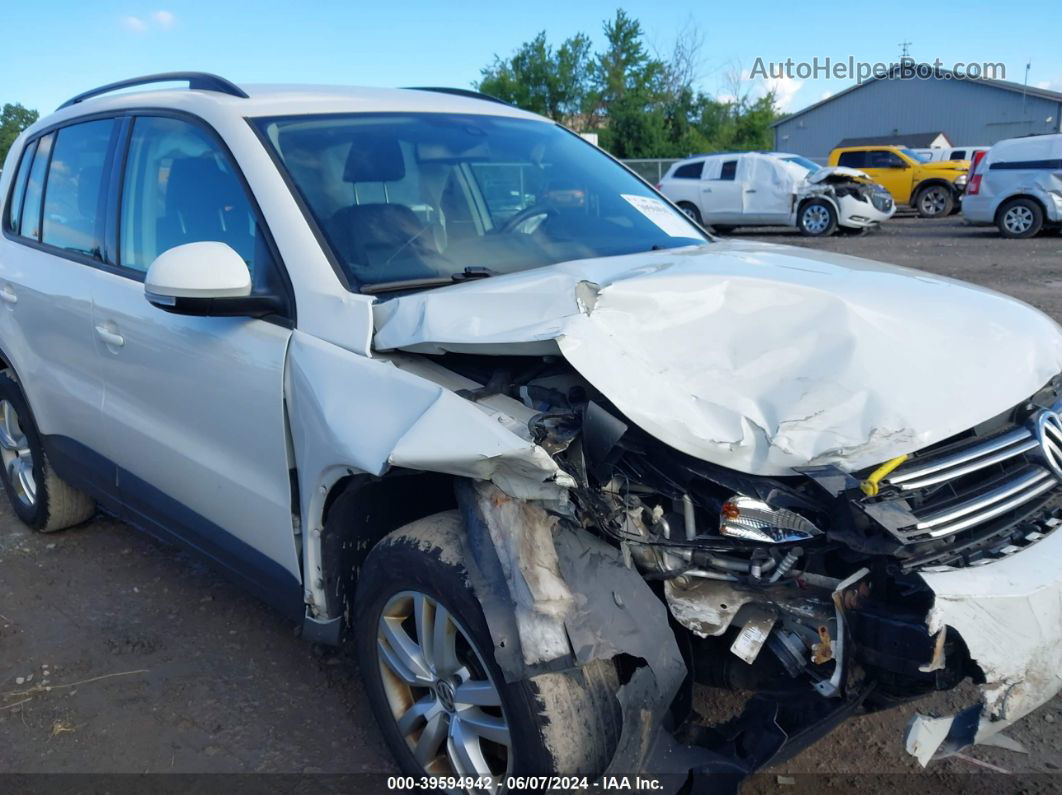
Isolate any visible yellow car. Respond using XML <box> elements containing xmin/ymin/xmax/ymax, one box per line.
<box><xmin>827</xmin><ymin>145</ymin><xmax>969</xmax><ymax>218</ymax></box>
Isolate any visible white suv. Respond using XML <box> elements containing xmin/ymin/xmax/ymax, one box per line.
<box><xmin>658</xmin><ymin>151</ymin><xmax>894</xmax><ymax>236</ymax></box>
<box><xmin>3</xmin><ymin>73</ymin><xmax>1062</xmax><ymax>786</ymax></box>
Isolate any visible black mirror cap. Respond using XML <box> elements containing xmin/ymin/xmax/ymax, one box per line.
<box><xmin>146</xmin><ymin>292</ymin><xmax>285</xmax><ymax>319</ymax></box>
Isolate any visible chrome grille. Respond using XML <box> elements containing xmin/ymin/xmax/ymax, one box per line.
<box><xmin>869</xmin><ymin>413</ymin><xmax>1061</xmax><ymax>546</ymax></box>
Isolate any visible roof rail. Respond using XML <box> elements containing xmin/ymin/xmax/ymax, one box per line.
<box><xmin>405</xmin><ymin>86</ymin><xmax>511</xmax><ymax>106</ymax></box>
<box><xmin>58</xmin><ymin>72</ymin><xmax>248</xmax><ymax>110</ymax></box>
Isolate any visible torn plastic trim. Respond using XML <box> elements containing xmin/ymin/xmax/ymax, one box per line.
<box><xmin>285</xmin><ymin>331</ymin><xmax>577</xmax><ymax>618</ymax></box>
<box><xmin>455</xmin><ymin>479</ymin><xmax>698</xmax><ymax>776</ymax></box>
<box><xmin>905</xmin><ymin>523</ymin><xmax>1062</xmax><ymax>764</ymax></box>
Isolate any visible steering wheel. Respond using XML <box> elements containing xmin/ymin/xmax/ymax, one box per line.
<box><xmin>500</xmin><ymin>203</ymin><xmax>559</xmax><ymax>234</ymax></box>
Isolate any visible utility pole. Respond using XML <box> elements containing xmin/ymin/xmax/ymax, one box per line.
<box><xmin>898</xmin><ymin>41</ymin><xmax>912</xmax><ymax>60</ymax></box>
<box><xmin>1022</xmin><ymin>60</ymin><xmax>1031</xmax><ymax>118</ymax></box>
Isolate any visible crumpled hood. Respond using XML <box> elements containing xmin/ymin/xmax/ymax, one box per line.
<box><xmin>372</xmin><ymin>241</ymin><xmax>1062</xmax><ymax>476</ymax></box>
<box><xmin>806</xmin><ymin>165</ymin><xmax>870</xmax><ymax>183</ymax></box>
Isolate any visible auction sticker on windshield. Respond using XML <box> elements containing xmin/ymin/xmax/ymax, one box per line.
<box><xmin>622</xmin><ymin>194</ymin><xmax>700</xmax><ymax>238</ymax></box>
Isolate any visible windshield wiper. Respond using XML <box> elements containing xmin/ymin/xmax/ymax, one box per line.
<box><xmin>360</xmin><ymin>267</ymin><xmax>495</xmax><ymax>295</ymax></box>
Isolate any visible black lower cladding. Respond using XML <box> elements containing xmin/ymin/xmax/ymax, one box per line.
<box><xmin>41</xmin><ymin>434</ymin><xmax>304</xmax><ymax>622</ymax></box>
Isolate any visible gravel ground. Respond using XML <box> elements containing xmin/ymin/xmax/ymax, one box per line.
<box><xmin>2</xmin><ymin>215</ymin><xmax>1062</xmax><ymax>791</ymax></box>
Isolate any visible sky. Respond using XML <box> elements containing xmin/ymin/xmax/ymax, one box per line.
<box><xmin>3</xmin><ymin>1</ymin><xmax>1062</xmax><ymax>117</ymax></box>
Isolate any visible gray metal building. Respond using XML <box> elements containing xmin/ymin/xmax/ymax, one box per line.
<box><xmin>773</xmin><ymin>70</ymin><xmax>1062</xmax><ymax>160</ymax></box>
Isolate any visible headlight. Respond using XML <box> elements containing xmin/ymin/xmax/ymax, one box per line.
<box><xmin>719</xmin><ymin>495</ymin><xmax>823</xmax><ymax>544</ymax></box>
<box><xmin>954</xmin><ymin>174</ymin><xmax>968</xmax><ymax>188</ymax></box>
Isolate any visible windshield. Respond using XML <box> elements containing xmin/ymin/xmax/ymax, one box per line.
<box><xmin>255</xmin><ymin>113</ymin><xmax>707</xmax><ymax>290</ymax></box>
<box><xmin>901</xmin><ymin>148</ymin><xmax>929</xmax><ymax>163</ymax></box>
<box><xmin>779</xmin><ymin>155</ymin><xmax>822</xmax><ymax>173</ymax></box>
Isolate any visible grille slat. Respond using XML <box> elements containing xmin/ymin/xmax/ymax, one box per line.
<box><xmin>871</xmin><ymin>417</ymin><xmax>1061</xmax><ymax>548</ymax></box>
<box><xmin>888</xmin><ymin>427</ymin><xmax>1036</xmax><ymax>488</ymax></box>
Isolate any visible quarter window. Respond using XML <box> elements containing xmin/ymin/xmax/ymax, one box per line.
<box><xmin>672</xmin><ymin>161</ymin><xmax>704</xmax><ymax>179</ymax></box>
<box><xmin>120</xmin><ymin>116</ymin><xmax>264</xmax><ymax>280</ymax></box>
<box><xmin>5</xmin><ymin>138</ymin><xmax>38</xmax><ymax>235</ymax></box>
<box><xmin>41</xmin><ymin>119</ymin><xmax>115</xmax><ymax>259</ymax></box>
<box><xmin>18</xmin><ymin>133</ymin><xmax>54</xmax><ymax>241</ymax></box>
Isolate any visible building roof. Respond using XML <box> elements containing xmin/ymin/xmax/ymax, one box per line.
<box><xmin>772</xmin><ymin>66</ymin><xmax>1062</xmax><ymax>128</ymax></box>
<box><xmin>836</xmin><ymin>131</ymin><xmax>949</xmax><ymax>148</ymax></box>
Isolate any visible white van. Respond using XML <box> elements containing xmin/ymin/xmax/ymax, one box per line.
<box><xmin>961</xmin><ymin>133</ymin><xmax>1062</xmax><ymax>237</ymax></box>
<box><xmin>658</xmin><ymin>151</ymin><xmax>894</xmax><ymax>236</ymax></box>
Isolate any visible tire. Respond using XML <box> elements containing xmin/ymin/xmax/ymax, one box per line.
<box><xmin>797</xmin><ymin>199</ymin><xmax>837</xmax><ymax>237</ymax></box>
<box><xmin>914</xmin><ymin>184</ymin><xmax>954</xmax><ymax>218</ymax></box>
<box><xmin>997</xmin><ymin>198</ymin><xmax>1044</xmax><ymax>239</ymax></box>
<box><xmin>677</xmin><ymin>202</ymin><xmax>702</xmax><ymax>225</ymax></box>
<box><xmin>0</xmin><ymin>372</ymin><xmax>94</xmax><ymax>532</ymax></box>
<box><xmin>354</xmin><ymin>511</ymin><xmax>622</xmax><ymax>783</ymax></box>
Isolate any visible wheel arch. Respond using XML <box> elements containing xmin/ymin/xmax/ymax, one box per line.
<box><xmin>913</xmin><ymin>177</ymin><xmax>959</xmax><ymax>198</ymax></box>
<box><xmin>994</xmin><ymin>193</ymin><xmax>1048</xmax><ymax>223</ymax></box>
<box><xmin>308</xmin><ymin>468</ymin><xmax>458</xmax><ymax>639</ymax></box>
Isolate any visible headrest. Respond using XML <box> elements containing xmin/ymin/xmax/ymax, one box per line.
<box><xmin>343</xmin><ymin>134</ymin><xmax>405</xmax><ymax>183</ymax></box>
<box><xmin>166</xmin><ymin>157</ymin><xmax>239</xmax><ymax>211</ymax></box>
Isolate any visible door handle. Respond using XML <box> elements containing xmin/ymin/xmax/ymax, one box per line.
<box><xmin>702</xmin><ymin>188</ymin><xmax>712</xmax><ymax>193</ymax></box>
<box><xmin>95</xmin><ymin>325</ymin><xmax>125</xmax><ymax>348</ymax></box>
<box><xmin>0</xmin><ymin>286</ymin><xmax>17</xmax><ymax>305</ymax></box>
<box><xmin>745</xmin><ymin>189</ymin><xmax>757</xmax><ymax>193</ymax></box>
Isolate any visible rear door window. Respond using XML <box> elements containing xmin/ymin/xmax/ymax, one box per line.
<box><xmin>717</xmin><ymin>160</ymin><xmax>737</xmax><ymax>180</ymax></box>
<box><xmin>837</xmin><ymin>151</ymin><xmax>867</xmax><ymax>168</ymax></box>
<box><xmin>40</xmin><ymin>119</ymin><xmax>115</xmax><ymax>259</ymax></box>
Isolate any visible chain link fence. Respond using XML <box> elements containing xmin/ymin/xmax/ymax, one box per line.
<box><xmin>621</xmin><ymin>158</ymin><xmax>681</xmax><ymax>184</ymax></box>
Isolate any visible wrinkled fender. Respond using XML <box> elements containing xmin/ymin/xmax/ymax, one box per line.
<box><xmin>283</xmin><ymin>330</ymin><xmax>574</xmax><ymax>620</ymax></box>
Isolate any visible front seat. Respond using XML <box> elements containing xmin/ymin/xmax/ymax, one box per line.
<box><xmin>326</xmin><ymin>134</ymin><xmax>438</xmax><ymax>273</ymax></box>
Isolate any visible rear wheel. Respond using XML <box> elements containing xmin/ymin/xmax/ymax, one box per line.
<box><xmin>798</xmin><ymin>199</ymin><xmax>837</xmax><ymax>236</ymax></box>
<box><xmin>915</xmin><ymin>184</ymin><xmax>954</xmax><ymax>218</ymax></box>
<box><xmin>0</xmin><ymin>372</ymin><xmax>94</xmax><ymax>532</ymax></box>
<box><xmin>354</xmin><ymin>511</ymin><xmax>621</xmax><ymax>786</ymax></box>
<box><xmin>997</xmin><ymin>198</ymin><xmax>1044</xmax><ymax>239</ymax></box>
<box><xmin>677</xmin><ymin>202</ymin><xmax>702</xmax><ymax>225</ymax></box>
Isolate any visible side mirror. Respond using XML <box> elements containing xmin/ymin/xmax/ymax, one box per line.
<box><xmin>144</xmin><ymin>242</ymin><xmax>279</xmax><ymax>317</ymax></box>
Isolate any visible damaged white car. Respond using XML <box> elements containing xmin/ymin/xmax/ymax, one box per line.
<box><xmin>658</xmin><ymin>151</ymin><xmax>895</xmax><ymax>236</ymax></box>
<box><xmin>3</xmin><ymin>74</ymin><xmax>1062</xmax><ymax>790</ymax></box>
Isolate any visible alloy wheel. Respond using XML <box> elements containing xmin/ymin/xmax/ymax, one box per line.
<box><xmin>0</xmin><ymin>400</ymin><xmax>35</xmax><ymax>507</ymax></box>
<box><xmin>919</xmin><ymin>187</ymin><xmax>949</xmax><ymax>216</ymax></box>
<box><xmin>377</xmin><ymin>590</ymin><xmax>511</xmax><ymax>788</ymax></box>
<box><xmin>803</xmin><ymin>204</ymin><xmax>831</xmax><ymax>234</ymax></box>
<box><xmin>1003</xmin><ymin>205</ymin><xmax>1035</xmax><ymax>235</ymax></box>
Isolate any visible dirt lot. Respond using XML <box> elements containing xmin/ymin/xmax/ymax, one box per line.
<box><xmin>3</xmin><ymin>216</ymin><xmax>1062</xmax><ymax>790</ymax></box>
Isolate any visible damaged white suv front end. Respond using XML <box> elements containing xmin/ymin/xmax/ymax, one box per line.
<box><xmin>255</xmin><ymin>99</ymin><xmax>1062</xmax><ymax>786</ymax></box>
<box><xmin>367</xmin><ymin>236</ymin><xmax>1062</xmax><ymax>777</ymax></box>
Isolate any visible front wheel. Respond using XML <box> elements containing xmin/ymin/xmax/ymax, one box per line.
<box><xmin>997</xmin><ymin>198</ymin><xmax>1044</xmax><ymax>239</ymax></box>
<box><xmin>798</xmin><ymin>199</ymin><xmax>837</xmax><ymax>236</ymax></box>
<box><xmin>915</xmin><ymin>184</ymin><xmax>955</xmax><ymax>218</ymax></box>
<box><xmin>354</xmin><ymin>511</ymin><xmax>621</xmax><ymax>786</ymax></box>
<box><xmin>0</xmin><ymin>372</ymin><xmax>94</xmax><ymax>532</ymax></box>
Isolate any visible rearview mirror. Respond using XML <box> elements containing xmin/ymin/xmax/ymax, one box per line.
<box><xmin>144</xmin><ymin>242</ymin><xmax>279</xmax><ymax>317</ymax></box>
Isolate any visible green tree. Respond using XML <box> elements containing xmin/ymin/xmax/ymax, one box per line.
<box><xmin>474</xmin><ymin>11</ymin><xmax>781</xmax><ymax>159</ymax></box>
<box><xmin>477</xmin><ymin>31</ymin><xmax>592</xmax><ymax>123</ymax></box>
<box><xmin>0</xmin><ymin>103</ymin><xmax>38</xmax><ymax>166</ymax></box>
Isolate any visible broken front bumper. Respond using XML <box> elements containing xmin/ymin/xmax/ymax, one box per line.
<box><xmin>907</xmin><ymin>523</ymin><xmax>1062</xmax><ymax>763</ymax></box>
